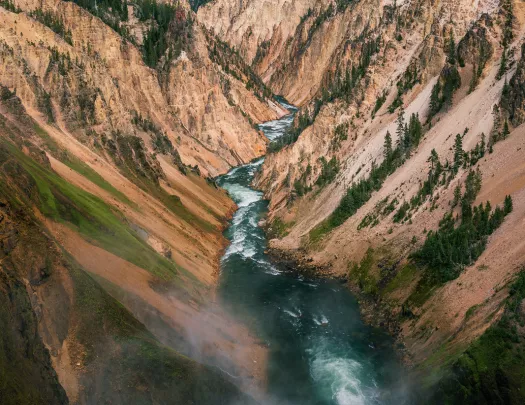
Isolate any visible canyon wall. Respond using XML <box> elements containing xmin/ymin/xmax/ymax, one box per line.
<box><xmin>200</xmin><ymin>0</ymin><xmax>525</xmax><ymax>400</ymax></box>
<box><xmin>0</xmin><ymin>0</ymin><xmax>284</xmax><ymax>402</ymax></box>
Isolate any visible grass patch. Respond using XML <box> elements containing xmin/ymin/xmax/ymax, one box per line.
<box><xmin>407</xmin><ymin>276</ymin><xmax>438</xmax><ymax>308</ymax></box>
<box><xmin>465</xmin><ymin>304</ymin><xmax>480</xmax><ymax>321</ymax></box>
<box><xmin>267</xmin><ymin>217</ymin><xmax>295</xmax><ymax>239</ymax></box>
<box><xmin>33</xmin><ymin>124</ymin><xmax>135</xmax><ymax>207</ymax></box>
<box><xmin>1</xmin><ymin>139</ymin><xmax>194</xmax><ymax>283</ymax></box>
<box><xmin>348</xmin><ymin>248</ymin><xmax>379</xmax><ymax>296</ymax></box>
<box><xmin>429</xmin><ymin>270</ymin><xmax>525</xmax><ymax>404</ymax></box>
<box><xmin>382</xmin><ymin>263</ymin><xmax>418</xmax><ymax>296</ymax></box>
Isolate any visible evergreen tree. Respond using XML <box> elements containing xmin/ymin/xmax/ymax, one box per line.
<box><xmin>428</xmin><ymin>148</ymin><xmax>439</xmax><ymax>172</ymax></box>
<box><xmin>427</xmin><ymin>148</ymin><xmax>440</xmax><ymax>189</ymax></box>
<box><xmin>396</xmin><ymin>107</ymin><xmax>406</xmax><ymax>149</ymax></box>
<box><xmin>429</xmin><ymin>80</ymin><xmax>441</xmax><ymax>116</ymax></box>
<box><xmin>504</xmin><ymin>195</ymin><xmax>513</xmax><ymax>214</ymax></box>
<box><xmin>502</xmin><ymin>119</ymin><xmax>510</xmax><ymax>139</ymax></box>
<box><xmin>407</xmin><ymin>113</ymin><xmax>423</xmax><ymax>147</ymax></box>
<box><xmin>384</xmin><ymin>131</ymin><xmax>393</xmax><ymax>161</ymax></box>
<box><xmin>480</xmin><ymin>132</ymin><xmax>486</xmax><ymax>157</ymax></box>
<box><xmin>497</xmin><ymin>47</ymin><xmax>507</xmax><ymax>80</ymax></box>
<box><xmin>463</xmin><ymin>168</ymin><xmax>482</xmax><ymax>205</ymax></box>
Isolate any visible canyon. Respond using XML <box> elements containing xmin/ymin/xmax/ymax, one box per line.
<box><xmin>1</xmin><ymin>0</ymin><xmax>525</xmax><ymax>404</ymax></box>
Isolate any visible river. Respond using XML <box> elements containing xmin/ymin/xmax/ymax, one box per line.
<box><xmin>216</xmin><ymin>104</ymin><xmax>409</xmax><ymax>405</ymax></box>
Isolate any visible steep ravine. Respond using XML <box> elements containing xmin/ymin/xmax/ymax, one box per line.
<box><xmin>2</xmin><ymin>0</ymin><xmax>525</xmax><ymax>403</ymax></box>
<box><xmin>217</xmin><ymin>106</ymin><xmax>411</xmax><ymax>405</ymax></box>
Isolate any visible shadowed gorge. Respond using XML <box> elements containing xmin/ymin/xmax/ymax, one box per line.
<box><xmin>2</xmin><ymin>0</ymin><xmax>525</xmax><ymax>403</ymax></box>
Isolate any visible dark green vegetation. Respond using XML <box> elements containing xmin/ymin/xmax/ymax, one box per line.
<box><xmin>499</xmin><ymin>42</ymin><xmax>525</xmax><ymax>129</ymax></box>
<box><xmin>428</xmin><ymin>65</ymin><xmax>461</xmax><ymax>120</ymax></box>
<box><xmin>293</xmin><ymin>163</ymin><xmax>312</xmax><ymax>197</ymax></box>
<box><xmin>70</xmin><ymin>0</ymin><xmax>130</xmax><ymax>36</ymax></box>
<box><xmin>430</xmin><ymin>270</ymin><xmax>525</xmax><ymax>404</ymax></box>
<box><xmin>457</xmin><ymin>19</ymin><xmax>493</xmax><ymax>93</ymax></box>
<box><xmin>412</xmin><ymin>194</ymin><xmax>512</xmax><ymax>283</ymax></box>
<box><xmin>391</xmin><ymin>132</ymin><xmax>486</xmax><ymax>225</ymax></box>
<box><xmin>358</xmin><ymin>129</ymin><xmax>487</xmax><ymax>231</ymax></box>
<box><xmin>29</xmin><ymin>9</ymin><xmax>73</xmax><ymax>45</ymax></box>
<box><xmin>331</xmin><ymin>122</ymin><xmax>349</xmax><ymax>151</ymax></box>
<box><xmin>140</xmin><ymin>1</ymin><xmax>193</xmax><ymax>68</ymax></box>
<box><xmin>315</xmin><ymin>156</ymin><xmax>340</xmax><ymax>187</ymax></box>
<box><xmin>496</xmin><ymin>0</ymin><xmax>514</xmax><ymax>81</ymax></box>
<box><xmin>0</xmin><ymin>0</ymin><xmax>21</xmax><ymax>12</ymax></box>
<box><xmin>425</xmin><ymin>30</ymin><xmax>462</xmax><ymax>120</ymax></box>
<box><xmin>309</xmin><ymin>111</ymin><xmax>424</xmax><ymax>242</ymax></box>
<box><xmin>408</xmin><ymin>146</ymin><xmax>511</xmax><ymax>284</ymax></box>
<box><xmin>187</xmin><ymin>0</ymin><xmax>213</xmax><ymax>12</ymax></box>
<box><xmin>372</xmin><ymin>92</ymin><xmax>387</xmax><ymax>117</ymax></box>
<box><xmin>266</xmin><ymin>217</ymin><xmax>295</xmax><ymax>240</ymax></box>
<box><xmin>321</xmin><ymin>35</ymin><xmax>382</xmax><ymax>104</ymax></box>
<box><xmin>69</xmin><ymin>0</ymin><xmax>193</xmax><ymax>68</ymax></box>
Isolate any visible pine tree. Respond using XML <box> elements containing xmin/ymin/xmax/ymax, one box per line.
<box><xmin>504</xmin><ymin>195</ymin><xmax>513</xmax><ymax>214</ymax></box>
<box><xmin>408</xmin><ymin>113</ymin><xmax>423</xmax><ymax>147</ymax></box>
<box><xmin>428</xmin><ymin>148</ymin><xmax>439</xmax><ymax>171</ymax></box>
<box><xmin>396</xmin><ymin>107</ymin><xmax>406</xmax><ymax>149</ymax></box>
<box><xmin>429</xmin><ymin>81</ymin><xmax>441</xmax><ymax>116</ymax></box>
<box><xmin>452</xmin><ymin>184</ymin><xmax>461</xmax><ymax>207</ymax></box>
<box><xmin>480</xmin><ymin>132</ymin><xmax>486</xmax><ymax>157</ymax></box>
<box><xmin>428</xmin><ymin>148</ymin><xmax>440</xmax><ymax>186</ymax></box>
<box><xmin>384</xmin><ymin>130</ymin><xmax>393</xmax><ymax>161</ymax></box>
<box><xmin>502</xmin><ymin>119</ymin><xmax>510</xmax><ymax>139</ymax></box>
<box><xmin>497</xmin><ymin>47</ymin><xmax>507</xmax><ymax>80</ymax></box>
<box><xmin>463</xmin><ymin>168</ymin><xmax>482</xmax><ymax>204</ymax></box>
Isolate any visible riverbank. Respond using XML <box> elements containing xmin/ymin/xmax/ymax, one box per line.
<box><xmin>264</xmin><ymin>244</ymin><xmax>412</xmax><ymax>364</ymax></box>
<box><xmin>216</xmin><ymin>107</ymin><xmax>410</xmax><ymax>405</ymax></box>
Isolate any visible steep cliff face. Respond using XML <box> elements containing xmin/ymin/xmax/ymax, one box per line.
<box><xmin>248</xmin><ymin>0</ymin><xmax>525</xmax><ymax>399</ymax></box>
<box><xmin>197</xmin><ymin>0</ymin><xmax>320</xmax><ymax>72</ymax></box>
<box><xmin>0</xmin><ymin>81</ymin><xmax>265</xmax><ymax>403</ymax></box>
<box><xmin>1</xmin><ymin>0</ymin><xmax>286</xmax><ymax>177</ymax></box>
<box><xmin>0</xmin><ymin>0</ymin><xmax>282</xmax><ymax>402</ymax></box>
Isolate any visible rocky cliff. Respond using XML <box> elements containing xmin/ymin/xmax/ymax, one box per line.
<box><xmin>199</xmin><ymin>0</ymin><xmax>525</xmax><ymax>401</ymax></box>
<box><xmin>0</xmin><ymin>0</ymin><xmax>284</xmax><ymax>402</ymax></box>
<box><xmin>4</xmin><ymin>0</ymin><xmax>525</xmax><ymax>402</ymax></box>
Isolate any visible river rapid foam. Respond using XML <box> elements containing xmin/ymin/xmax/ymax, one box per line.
<box><xmin>216</xmin><ymin>104</ymin><xmax>408</xmax><ymax>405</ymax></box>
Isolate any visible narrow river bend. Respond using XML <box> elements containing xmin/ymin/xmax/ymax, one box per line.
<box><xmin>216</xmin><ymin>105</ymin><xmax>408</xmax><ymax>405</ymax></box>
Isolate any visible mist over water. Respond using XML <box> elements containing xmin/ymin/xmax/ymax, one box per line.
<box><xmin>217</xmin><ymin>106</ymin><xmax>409</xmax><ymax>405</ymax></box>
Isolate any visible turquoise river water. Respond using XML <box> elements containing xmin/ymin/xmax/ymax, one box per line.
<box><xmin>216</xmin><ymin>104</ymin><xmax>410</xmax><ymax>405</ymax></box>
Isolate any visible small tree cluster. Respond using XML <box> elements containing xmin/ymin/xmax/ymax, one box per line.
<box><xmin>413</xmin><ymin>193</ymin><xmax>513</xmax><ymax>283</ymax></box>
<box><xmin>30</xmin><ymin>8</ymin><xmax>73</xmax><ymax>45</ymax></box>
<box><xmin>315</xmin><ymin>157</ymin><xmax>340</xmax><ymax>187</ymax></box>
